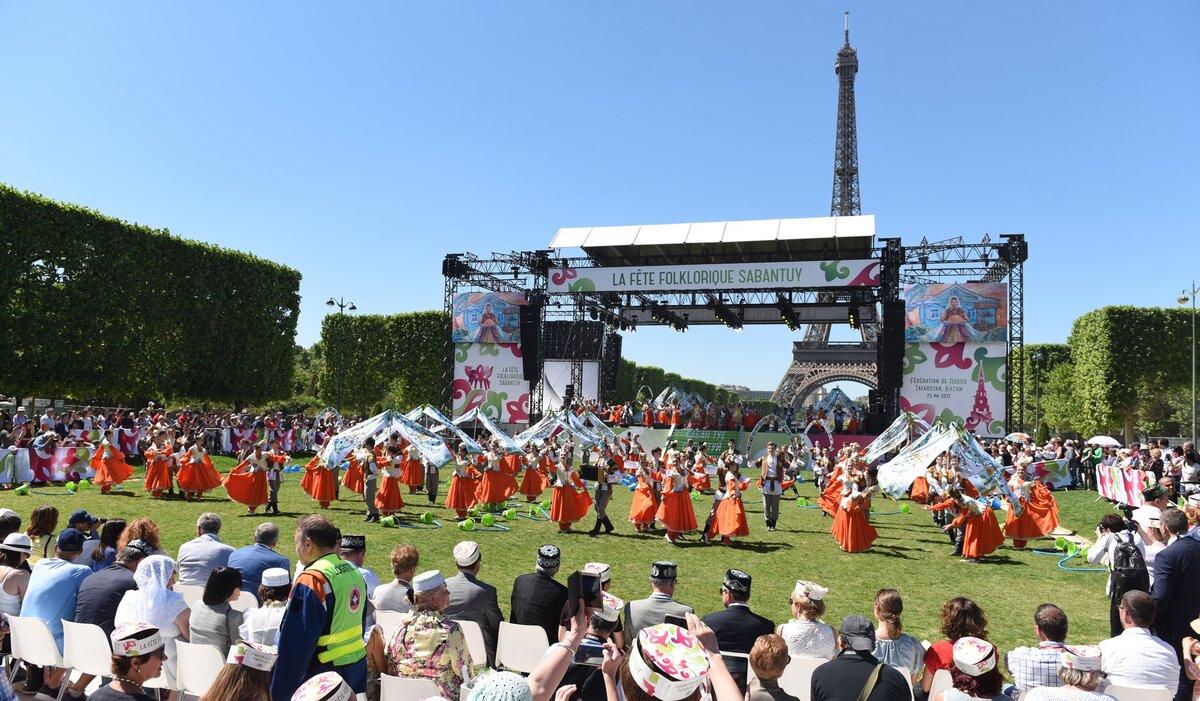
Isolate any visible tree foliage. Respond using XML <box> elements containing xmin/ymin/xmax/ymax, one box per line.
<box><xmin>614</xmin><ymin>357</ymin><xmax>737</xmax><ymax>405</ymax></box>
<box><xmin>0</xmin><ymin>184</ymin><xmax>300</xmax><ymax>404</ymax></box>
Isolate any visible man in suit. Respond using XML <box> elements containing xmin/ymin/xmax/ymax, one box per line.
<box><xmin>701</xmin><ymin>569</ymin><xmax>775</xmax><ymax>693</ymax></box>
<box><xmin>810</xmin><ymin>615</ymin><xmax>910</xmax><ymax>701</ymax></box>
<box><xmin>625</xmin><ymin>561</ymin><xmax>694</xmax><ymax>643</ymax></box>
<box><xmin>1151</xmin><ymin>508</ymin><xmax>1200</xmax><ymax>701</ymax></box>
<box><xmin>510</xmin><ymin>544</ymin><xmax>568</xmax><ymax>645</ymax></box>
<box><xmin>443</xmin><ymin>541</ymin><xmax>504</xmax><ymax>667</ymax></box>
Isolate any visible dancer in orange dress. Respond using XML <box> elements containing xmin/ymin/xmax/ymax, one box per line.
<box><xmin>550</xmin><ymin>455</ymin><xmax>592</xmax><ymax>532</ymax></box>
<box><xmin>518</xmin><ymin>446</ymin><xmax>548</xmax><ymax>502</ymax></box>
<box><xmin>688</xmin><ymin>446</ymin><xmax>714</xmax><ymax>493</ymax></box>
<box><xmin>476</xmin><ymin>442</ymin><xmax>519</xmax><ymax>510</ymax></box>
<box><xmin>928</xmin><ymin>488</ymin><xmax>1005</xmax><ymax>563</ymax></box>
<box><xmin>178</xmin><ymin>437</ymin><xmax>223</xmax><ymax>500</ymax></box>
<box><xmin>400</xmin><ymin>442</ymin><xmax>425</xmax><ymax>494</ymax></box>
<box><xmin>90</xmin><ymin>429</ymin><xmax>135</xmax><ymax>494</ymax></box>
<box><xmin>341</xmin><ymin>447</ymin><xmax>365</xmax><ymax>496</ymax></box>
<box><xmin>142</xmin><ymin>433</ymin><xmax>174</xmax><ymax>498</ymax></box>
<box><xmin>1003</xmin><ymin>461</ymin><xmax>1060</xmax><ymax>549</ymax></box>
<box><xmin>300</xmin><ymin>451</ymin><xmax>338</xmax><ymax>509</ymax></box>
<box><xmin>445</xmin><ymin>445</ymin><xmax>480</xmax><ymax>519</ymax></box>
<box><xmin>375</xmin><ymin>444</ymin><xmax>405</xmax><ymax>517</ymax></box>
<box><xmin>224</xmin><ymin>442</ymin><xmax>272</xmax><ymax>513</ymax></box>
<box><xmin>629</xmin><ymin>452</ymin><xmax>660</xmax><ymax>532</ymax></box>
<box><xmin>707</xmin><ymin>467</ymin><xmax>750</xmax><ymax>545</ymax></box>
<box><xmin>348</xmin><ymin>439</ymin><xmax>379</xmax><ymax>521</ymax></box>
<box><xmin>832</xmin><ymin>473</ymin><xmax>878</xmax><ymax>553</ymax></box>
<box><xmin>655</xmin><ymin>463</ymin><xmax>698</xmax><ymax>544</ymax></box>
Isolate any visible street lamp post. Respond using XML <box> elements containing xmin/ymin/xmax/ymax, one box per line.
<box><xmin>1032</xmin><ymin>352</ymin><xmax>1043</xmax><ymax>439</ymax></box>
<box><xmin>1180</xmin><ymin>283</ymin><xmax>1198</xmax><ymax>448</ymax></box>
<box><xmin>326</xmin><ymin>297</ymin><xmax>357</xmax><ymax>414</ymax></box>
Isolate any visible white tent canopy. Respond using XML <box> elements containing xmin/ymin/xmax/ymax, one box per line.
<box><xmin>876</xmin><ymin>422</ymin><xmax>1021</xmax><ymax>513</ymax></box>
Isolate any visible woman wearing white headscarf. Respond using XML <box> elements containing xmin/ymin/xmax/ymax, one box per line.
<box><xmin>114</xmin><ymin>555</ymin><xmax>191</xmax><ymax>679</ymax></box>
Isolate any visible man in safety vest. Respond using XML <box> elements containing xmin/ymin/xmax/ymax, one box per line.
<box><xmin>270</xmin><ymin>515</ymin><xmax>369</xmax><ymax>701</ymax></box>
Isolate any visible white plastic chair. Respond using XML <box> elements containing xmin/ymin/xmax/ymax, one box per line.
<box><xmin>174</xmin><ymin>583</ymin><xmax>205</xmax><ymax>607</ymax></box>
<box><xmin>231</xmin><ymin>590</ymin><xmax>258</xmax><ymax>612</ymax></box>
<box><xmin>376</xmin><ymin>610</ymin><xmax>405</xmax><ymax>645</ymax></box>
<box><xmin>1106</xmin><ymin>685</ymin><xmax>1172</xmax><ymax>701</ymax></box>
<box><xmin>495</xmin><ymin>621</ymin><xmax>549</xmax><ymax>674</ymax></box>
<box><xmin>453</xmin><ymin>619</ymin><xmax>488</xmax><ymax>668</ymax></box>
<box><xmin>381</xmin><ymin>673</ymin><xmax>442</xmax><ymax>701</ymax></box>
<box><xmin>778</xmin><ymin>655</ymin><xmax>825</xmax><ymax>700</ymax></box>
<box><xmin>6</xmin><ymin>617</ymin><xmax>67</xmax><ymax>700</ymax></box>
<box><xmin>927</xmin><ymin>668</ymin><xmax>953</xmax><ymax>701</ymax></box>
<box><xmin>894</xmin><ymin>667</ymin><xmax>915</xmax><ymax>693</ymax></box>
<box><xmin>175</xmin><ymin>640</ymin><xmax>225</xmax><ymax>697</ymax></box>
<box><xmin>62</xmin><ymin>621</ymin><xmax>113</xmax><ymax>678</ymax></box>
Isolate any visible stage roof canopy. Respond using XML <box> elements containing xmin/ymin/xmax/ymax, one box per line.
<box><xmin>549</xmin><ymin>214</ymin><xmax>876</xmax><ymax>266</ymax></box>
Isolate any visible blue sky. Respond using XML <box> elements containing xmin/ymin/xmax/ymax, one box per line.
<box><xmin>3</xmin><ymin>2</ymin><xmax>1198</xmax><ymax>393</ymax></box>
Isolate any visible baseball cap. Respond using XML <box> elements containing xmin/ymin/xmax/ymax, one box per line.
<box><xmin>839</xmin><ymin>614</ymin><xmax>875</xmax><ymax>651</ymax></box>
<box><xmin>57</xmin><ymin>528</ymin><xmax>86</xmax><ymax>552</ymax></box>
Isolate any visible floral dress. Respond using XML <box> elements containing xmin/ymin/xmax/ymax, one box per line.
<box><xmin>385</xmin><ymin>609</ymin><xmax>472</xmax><ymax>699</ymax></box>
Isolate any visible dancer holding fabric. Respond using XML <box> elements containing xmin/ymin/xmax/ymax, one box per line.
<box><xmin>178</xmin><ymin>435</ymin><xmax>223</xmax><ymax>500</ymax></box>
<box><xmin>1004</xmin><ymin>459</ymin><xmax>1060</xmax><ymax>549</ymax></box>
<box><xmin>518</xmin><ymin>446</ymin><xmax>547</xmax><ymax>503</ymax></box>
<box><xmin>832</xmin><ymin>472</ymin><xmax>878</xmax><ymax>553</ymax></box>
<box><xmin>225</xmin><ymin>441</ymin><xmax>273</xmax><ymax>513</ymax></box>
<box><xmin>301</xmin><ymin>452</ymin><xmax>338</xmax><ymax>509</ymax></box>
<box><xmin>928</xmin><ymin>487</ymin><xmax>1005</xmax><ymax>563</ymax></box>
<box><xmin>375</xmin><ymin>443</ymin><xmax>406</xmax><ymax>518</ymax></box>
<box><xmin>400</xmin><ymin>442</ymin><xmax>425</xmax><ymax>494</ymax></box>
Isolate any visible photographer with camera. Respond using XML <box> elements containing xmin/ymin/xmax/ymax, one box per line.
<box><xmin>1087</xmin><ymin>513</ymin><xmax>1149</xmax><ymax>636</ymax></box>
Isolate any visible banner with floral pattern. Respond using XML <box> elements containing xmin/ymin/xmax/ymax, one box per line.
<box><xmin>900</xmin><ymin>342</ymin><xmax>1007</xmax><ymax>438</ymax></box>
<box><xmin>453</xmin><ymin>342</ymin><xmax>530</xmax><ymax>424</ymax></box>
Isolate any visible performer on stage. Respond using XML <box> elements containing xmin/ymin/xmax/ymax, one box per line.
<box><xmin>445</xmin><ymin>444</ymin><xmax>480</xmax><ymax>519</ymax></box>
<box><xmin>754</xmin><ymin>442</ymin><xmax>786</xmax><ymax>532</ymax></box>
<box><xmin>706</xmin><ymin>465</ymin><xmax>750</xmax><ymax>545</ymax></box>
<box><xmin>224</xmin><ymin>441</ymin><xmax>273</xmax><ymax>514</ymax></box>
<box><xmin>629</xmin><ymin>454</ymin><xmax>660</xmax><ymax>532</ymax></box>
<box><xmin>550</xmin><ymin>453</ymin><xmax>592</xmax><ymax>532</ymax></box>
<box><xmin>349</xmin><ymin>438</ymin><xmax>379</xmax><ymax>522</ymax></box>
<box><xmin>928</xmin><ymin>488</ymin><xmax>1005</xmax><ymax>563</ymax></box>
<box><xmin>178</xmin><ymin>435</ymin><xmax>223</xmax><ymax>501</ymax></box>
<box><xmin>1003</xmin><ymin>459</ymin><xmax>1060</xmax><ymax>549</ymax></box>
<box><xmin>300</xmin><ymin>450</ymin><xmax>338</xmax><ymax>510</ymax></box>
<box><xmin>832</xmin><ymin>473</ymin><xmax>878</xmax><ymax>553</ymax></box>
<box><xmin>375</xmin><ymin>444</ymin><xmax>405</xmax><ymax>518</ymax></box>
<box><xmin>142</xmin><ymin>432</ymin><xmax>174</xmax><ymax>498</ymax></box>
<box><xmin>655</xmin><ymin>460</ymin><xmax>697</xmax><ymax>544</ymax></box>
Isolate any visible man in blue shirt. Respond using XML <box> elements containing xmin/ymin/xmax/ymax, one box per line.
<box><xmin>20</xmin><ymin>529</ymin><xmax>92</xmax><ymax>700</ymax></box>
<box><xmin>228</xmin><ymin>522</ymin><xmax>291</xmax><ymax>603</ymax></box>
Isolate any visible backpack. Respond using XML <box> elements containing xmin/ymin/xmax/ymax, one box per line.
<box><xmin>1110</xmin><ymin>530</ymin><xmax>1150</xmax><ymax>601</ymax></box>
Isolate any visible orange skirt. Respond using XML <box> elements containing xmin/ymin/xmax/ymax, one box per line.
<box><xmin>819</xmin><ymin>475</ymin><xmax>843</xmax><ymax>517</ymax></box>
<box><xmin>91</xmin><ymin>455</ymin><xmax>134</xmax><ymax>487</ymax></box>
<box><xmin>375</xmin><ymin>476</ymin><xmax>404</xmax><ymax>513</ymax></box>
<box><xmin>476</xmin><ymin>470</ymin><xmax>518</xmax><ymax>504</ymax></box>
<box><xmin>964</xmin><ymin>509</ymin><xmax>1006</xmax><ymax>558</ymax></box>
<box><xmin>910</xmin><ymin>476</ymin><xmax>930</xmax><ymax>504</ymax></box>
<box><xmin>656</xmin><ymin>490</ymin><xmax>698</xmax><ymax>533</ymax></box>
<box><xmin>445</xmin><ymin>474</ymin><xmax>477</xmax><ymax>511</ymax></box>
<box><xmin>550</xmin><ymin>485</ymin><xmax>593</xmax><ymax>524</ymax></box>
<box><xmin>342</xmin><ymin>462</ymin><xmax>364</xmax><ymax>494</ymax></box>
<box><xmin>519</xmin><ymin>468</ymin><xmax>547</xmax><ymax>499</ymax></box>
<box><xmin>629</xmin><ymin>483</ymin><xmax>659</xmax><ymax>525</ymax></box>
<box><xmin>1004</xmin><ymin>483</ymin><xmax>1059</xmax><ymax>539</ymax></box>
<box><xmin>143</xmin><ymin>459</ymin><xmax>173</xmax><ymax>493</ymax></box>
<box><xmin>832</xmin><ymin>503</ymin><xmax>878</xmax><ymax>553</ymax></box>
<box><xmin>301</xmin><ymin>464</ymin><xmax>338</xmax><ymax>503</ymax></box>
<box><xmin>400</xmin><ymin>459</ymin><xmax>425</xmax><ymax>488</ymax></box>
<box><xmin>225</xmin><ymin>468</ymin><xmax>268</xmax><ymax>506</ymax></box>
<box><xmin>178</xmin><ymin>454</ymin><xmax>223</xmax><ymax>493</ymax></box>
<box><xmin>689</xmin><ymin>473</ymin><xmax>712</xmax><ymax>492</ymax></box>
<box><xmin>712</xmin><ymin>497</ymin><xmax>750</xmax><ymax>538</ymax></box>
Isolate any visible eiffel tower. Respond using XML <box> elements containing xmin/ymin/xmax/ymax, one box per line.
<box><xmin>772</xmin><ymin>13</ymin><xmax>879</xmax><ymax>409</ymax></box>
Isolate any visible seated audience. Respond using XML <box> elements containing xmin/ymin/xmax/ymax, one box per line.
<box><xmin>189</xmin><ymin>566</ymin><xmax>245</xmax><ymax>656</ymax></box>
<box><xmin>1099</xmin><ymin>591</ymin><xmax>1180</xmax><ymax>695</ymax></box>
<box><xmin>778</xmin><ymin>580</ymin><xmax>836</xmax><ymax>660</ymax></box>
<box><xmin>923</xmin><ymin>597</ymin><xmax>990</xmax><ymax>696</ymax></box>
<box><xmin>373</xmin><ymin>543</ymin><xmax>418</xmax><ymax>613</ymax></box>
<box><xmin>1023</xmin><ymin>646</ymin><xmax>1116</xmax><ymax>701</ymax></box>
<box><xmin>934</xmin><ymin>637</ymin><xmax>1005</xmax><ymax>701</ymax></box>
<box><xmin>89</xmin><ymin>623</ymin><xmax>167</xmax><ymax>701</ymax></box>
<box><xmin>871</xmin><ymin>588</ymin><xmax>924</xmax><ymax>684</ymax></box>
<box><xmin>1005</xmin><ymin>604</ymin><xmax>1069</xmax><ymax>701</ymax></box>
<box><xmin>115</xmin><ymin>554</ymin><xmax>191</xmax><ymax>681</ymax></box>
<box><xmin>748</xmin><ymin>634</ymin><xmax>800</xmax><ymax>701</ymax></box>
<box><xmin>239</xmin><ymin>567</ymin><xmax>291</xmax><ymax>646</ymax></box>
<box><xmin>385</xmin><ymin>570</ymin><xmax>471</xmax><ymax>700</ymax></box>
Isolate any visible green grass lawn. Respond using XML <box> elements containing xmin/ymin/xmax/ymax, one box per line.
<box><xmin>10</xmin><ymin>458</ymin><xmax>1125</xmax><ymax>657</ymax></box>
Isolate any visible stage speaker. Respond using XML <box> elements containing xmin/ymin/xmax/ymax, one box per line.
<box><xmin>878</xmin><ymin>301</ymin><xmax>905</xmax><ymax>388</ymax></box>
<box><xmin>519</xmin><ymin>301</ymin><xmax>542</xmax><ymax>382</ymax></box>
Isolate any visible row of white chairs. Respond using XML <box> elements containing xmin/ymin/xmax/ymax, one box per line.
<box><xmin>173</xmin><ymin>583</ymin><xmax>259</xmax><ymax>613</ymax></box>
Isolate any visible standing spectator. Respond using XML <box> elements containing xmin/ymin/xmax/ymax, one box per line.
<box><xmin>227</xmin><ymin>523</ymin><xmax>291</xmax><ymax>604</ymax></box>
<box><xmin>701</xmin><ymin>569</ymin><xmax>774</xmax><ymax>693</ymax></box>
<box><xmin>510</xmin><ymin>545</ymin><xmax>569</xmax><ymax>644</ymax></box>
<box><xmin>384</xmin><ymin>570</ymin><xmax>471</xmax><ymax>700</ymax></box>
<box><xmin>189</xmin><ymin>567</ymin><xmax>245</xmax><ymax>657</ymax></box>
<box><xmin>810</xmin><ymin>615</ymin><xmax>911</xmax><ymax>701</ymax></box>
<box><xmin>1087</xmin><ymin>514</ymin><xmax>1148</xmax><ymax>636</ymax></box>
<box><xmin>176</xmin><ymin>513</ymin><xmax>235</xmax><ymax>586</ymax></box>
<box><xmin>373</xmin><ymin>544</ymin><xmax>419</xmax><ymax>614</ymax></box>
<box><xmin>748</xmin><ymin>634</ymin><xmax>801</xmax><ymax>701</ymax></box>
<box><xmin>1099</xmin><ymin>591</ymin><xmax>1180</xmax><ymax>695</ymax></box>
<box><xmin>624</xmin><ymin>561</ymin><xmax>694</xmax><ymax>644</ymax></box>
<box><xmin>443</xmin><ymin>540</ymin><xmax>503</xmax><ymax>668</ymax></box>
<box><xmin>921</xmin><ymin>598</ymin><xmax>990</xmax><ymax>696</ymax></box>
<box><xmin>1151</xmin><ymin>509</ymin><xmax>1200</xmax><ymax>701</ymax></box>
<box><xmin>871</xmin><ymin>589</ymin><xmax>924</xmax><ymax>684</ymax></box>
<box><xmin>19</xmin><ymin>529</ymin><xmax>93</xmax><ymax>700</ymax></box>
<box><xmin>778</xmin><ymin>580</ymin><xmax>837</xmax><ymax>660</ymax></box>
<box><xmin>1005</xmin><ymin>604</ymin><xmax>1069</xmax><ymax>701</ymax></box>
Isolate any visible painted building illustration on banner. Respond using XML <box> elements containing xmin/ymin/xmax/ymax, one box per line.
<box><xmin>452</xmin><ymin>342</ymin><xmax>530</xmax><ymax>424</ymax></box>
<box><xmin>451</xmin><ymin>291</ymin><xmax>525</xmax><ymax>344</ymax></box>
<box><xmin>900</xmin><ymin>342</ymin><xmax>1007</xmax><ymax>438</ymax></box>
<box><xmin>902</xmin><ymin>283</ymin><xmax>1008</xmax><ymax>343</ymax></box>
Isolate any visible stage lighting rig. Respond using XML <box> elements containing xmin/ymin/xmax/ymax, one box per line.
<box><xmin>776</xmin><ymin>295</ymin><xmax>801</xmax><ymax>331</ymax></box>
<box><xmin>706</xmin><ymin>295</ymin><xmax>743</xmax><ymax>331</ymax></box>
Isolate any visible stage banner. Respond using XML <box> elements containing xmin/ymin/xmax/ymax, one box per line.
<box><xmin>900</xmin><ymin>342</ymin><xmax>1007</xmax><ymax>438</ymax></box>
<box><xmin>1095</xmin><ymin>465</ymin><xmax>1154</xmax><ymax>507</ymax></box>
<box><xmin>902</xmin><ymin>283</ymin><xmax>1008</xmax><ymax>343</ymax></box>
<box><xmin>453</xmin><ymin>342</ymin><xmax>530</xmax><ymax>424</ymax></box>
<box><xmin>548</xmin><ymin>259</ymin><xmax>880</xmax><ymax>293</ymax></box>
<box><xmin>1027</xmin><ymin>458</ymin><xmax>1072</xmax><ymax>489</ymax></box>
<box><xmin>452</xmin><ymin>291</ymin><xmax>525</xmax><ymax>343</ymax></box>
